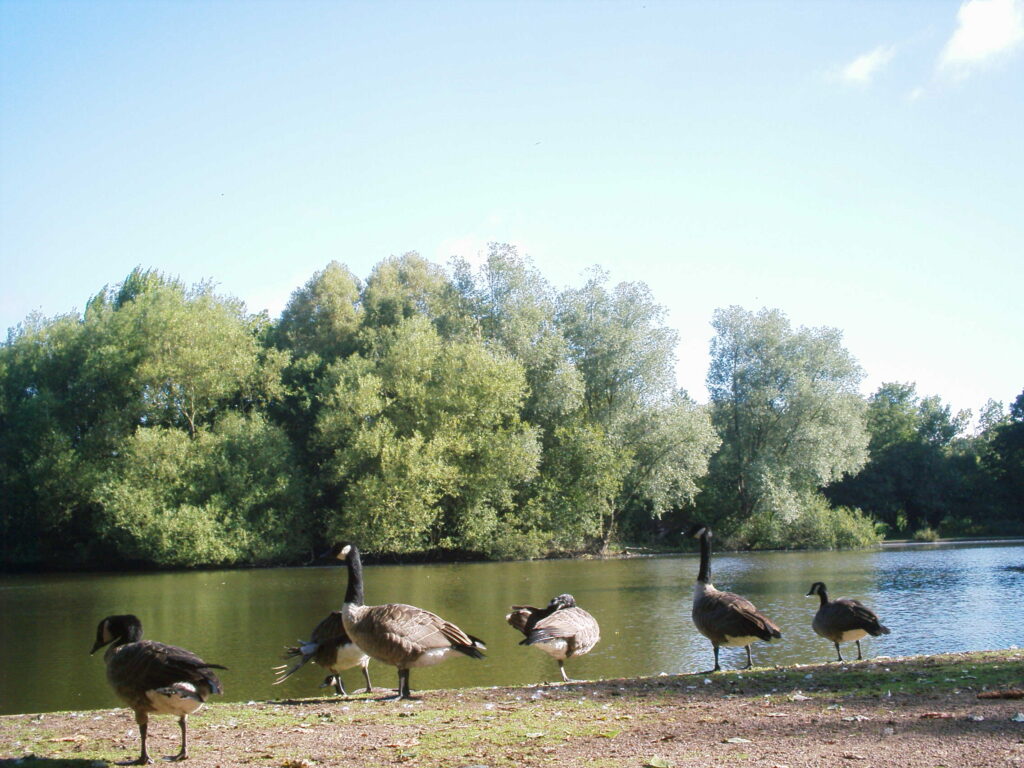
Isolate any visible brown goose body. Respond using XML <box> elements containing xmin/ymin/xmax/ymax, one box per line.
<box><xmin>807</xmin><ymin>581</ymin><xmax>890</xmax><ymax>661</ymax></box>
<box><xmin>687</xmin><ymin>524</ymin><xmax>781</xmax><ymax>672</ymax></box>
<box><xmin>91</xmin><ymin>614</ymin><xmax>225</xmax><ymax>764</ymax></box>
<box><xmin>273</xmin><ymin>610</ymin><xmax>371</xmax><ymax>695</ymax></box>
<box><xmin>507</xmin><ymin>593</ymin><xmax>600</xmax><ymax>682</ymax></box>
<box><xmin>330</xmin><ymin>543</ymin><xmax>485</xmax><ymax>699</ymax></box>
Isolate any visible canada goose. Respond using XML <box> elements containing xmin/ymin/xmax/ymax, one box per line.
<box><xmin>329</xmin><ymin>542</ymin><xmax>486</xmax><ymax>699</ymax></box>
<box><xmin>90</xmin><ymin>614</ymin><xmax>225</xmax><ymax>764</ymax></box>
<box><xmin>687</xmin><ymin>524</ymin><xmax>782</xmax><ymax>672</ymax></box>
<box><xmin>806</xmin><ymin>581</ymin><xmax>890</xmax><ymax>661</ymax></box>
<box><xmin>506</xmin><ymin>593</ymin><xmax>600</xmax><ymax>683</ymax></box>
<box><xmin>272</xmin><ymin>610</ymin><xmax>372</xmax><ymax>696</ymax></box>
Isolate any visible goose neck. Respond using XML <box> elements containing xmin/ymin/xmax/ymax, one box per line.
<box><xmin>344</xmin><ymin>547</ymin><xmax>365</xmax><ymax>607</ymax></box>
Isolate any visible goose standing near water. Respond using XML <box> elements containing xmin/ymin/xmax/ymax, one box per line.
<box><xmin>90</xmin><ymin>614</ymin><xmax>225</xmax><ymax>764</ymax></box>
<box><xmin>272</xmin><ymin>610</ymin><xmax>372</xmax><ymax>696</ymax></box>
<box><xmin>806</xmin><ymin>581</ymin><xmax>890</xmax><ymax>661</ymax></box>
<box><xmin>330</xmin><ymin>542</ymin><xmax>486</xmax><ymax>699</ymax></box>
<box><xmin>506</xmin><ymin>593</ymin><xmax>600</xmax><ymax>683</ymax></box>
<box><xmin>687</xmin><ymin>524</ymin><xmax>782</xmax><ymax>672</ymax></box>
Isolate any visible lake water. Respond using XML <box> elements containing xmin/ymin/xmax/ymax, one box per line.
<box><xmin>1</xmin><ymin>541</ymin><xmax>1022</xmax><ymax>715</ymax></box>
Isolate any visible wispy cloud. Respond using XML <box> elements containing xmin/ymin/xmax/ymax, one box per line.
<box><xmin>839</xmin><ymin>45</ymin><xmax>896</xmax><ymax>85</ymax></box>
<box><xmin>939</xmin><ymin>0</ymin><xmax>1024</xmax><ymax>76</ymax></box>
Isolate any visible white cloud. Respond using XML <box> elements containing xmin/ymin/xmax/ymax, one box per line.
<box><xmin>839</xmin><ymin>45</ymin><xmax>896</xmax><ymax>85</ymax></box>
<box><xmin>939</xmin><ymin>0</ymin><xmax>1024</xmax><ymax>75</ymax></box>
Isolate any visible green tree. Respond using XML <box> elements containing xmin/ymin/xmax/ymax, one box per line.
<box><xmin>704</xmin><ymin>306</ymin><xmax>868</xmax><ymax>546</ymax></box>
<box><xmin>315</xmin><ymin>316</ymin><xmax>540</xmax><ymax>556</ymax></box>
<box><xmin>556</xmin><ymin>271</ymin><xmax>718</xmax><ymax>547</ymax></box>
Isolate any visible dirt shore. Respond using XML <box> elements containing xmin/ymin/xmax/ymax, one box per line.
<box><xmin>3</xmin><ymin>650</ymin><xmax>1023</xmax><ymax>768</ymax></box>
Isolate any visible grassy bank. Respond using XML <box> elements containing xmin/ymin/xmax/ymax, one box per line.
<box><xmin>3</xmin><ymin>649</ymin><xmax>1023</xmax><ymax>768</ymax></box>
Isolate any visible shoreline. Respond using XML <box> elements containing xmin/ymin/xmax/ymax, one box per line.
<box><xmin>4</xmin><ymin>536</ymin><xmax>1024</xmax><ymax>577</ymax></box>
<box><xmin>4</xmin><ymin>649</ymin><xmax>1023</xmax><ymax>767</ymax></box>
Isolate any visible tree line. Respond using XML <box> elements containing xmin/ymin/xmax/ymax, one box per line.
<box><xmin>1</xmin><ymin>246</ymin><xmax>1020</xmax><ymax>569</ymax></box>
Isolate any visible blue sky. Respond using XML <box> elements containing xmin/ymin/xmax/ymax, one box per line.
<box><xmin>2</xmin><ymin>0</ymin><xmax>1022</xmax><ymax>420</ymax></box>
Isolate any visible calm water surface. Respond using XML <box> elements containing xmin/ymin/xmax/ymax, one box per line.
<box><xmin>1</xmin><ymin>541</ymin><xmax>1022</xmax><ymax>715</ymax></box>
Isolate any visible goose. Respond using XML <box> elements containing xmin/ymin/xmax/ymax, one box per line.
<box><xmin>272</xmin><ymin>610</ymin><xmax>372</xmax><ymax>696</ymax></box>
<box><xmin>329</xmin><ymin>542</ymin><xmax>485</xmax><ymax>699</ymax></box>
<box><xmin>90</xmin><ymin>614</ymin><xmax>225</xmax><ymax>764</ymax></box>
<box><xmin>687</xmin><ymin>524</ymin><xmax>781</xmax><ymax>672</ymax></box>
<box><xmin>806</xmin><ymin>581</ymin><xmax>890</xmax><ymax>661</ymax></box>
<box><xmin>506</xmin><ymin>593</ymin><xmax>600</xmax><ymax>683</ymax></box>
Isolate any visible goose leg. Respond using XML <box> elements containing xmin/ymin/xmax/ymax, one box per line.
<box><xmin>168</xmin><ymin>715</ymin><xmax>188</xmax><ymax>761</ymax></box>
<box><xmin>741</xmin><ymin>645</ymin><xmax>753</xmax><ymax>670</ymax></box>
<box><xmin>397</xmin><ymin>668</ymin><xmax>412</xmax><ymax>699</ymax></box>
<box><xmin>361</xmin><ymin>662</ymin><xmax>373</xmax><ymax>694</ymax></box>
<box><xmin>122</xmin><ymin>711</ymin><xmax>152</xmax><ymax>765</ymax></box>
<box><xmin>558</xmin><ymin>660</ymin><xmax>574</xmax><ymax>683</ymax></box>
<box><xmin>856</xmin><ymin>640</ymin><xmax>863</xmax><ymax>661</ymax></box>
<box><xmin>698</xmin><ymin>645</ymin><xmax>722</xmax><ymax>675</ymax></box>
<box><xmin>834</xmin><ymin>642</ymin><xmax>844</xmax><ymax>662</ymax></box>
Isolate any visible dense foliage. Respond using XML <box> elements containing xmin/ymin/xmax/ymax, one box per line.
<box><xmin>1</xmin><ymin>251</ymin><xmax>1020</xmax><ymax>569</ymax></box>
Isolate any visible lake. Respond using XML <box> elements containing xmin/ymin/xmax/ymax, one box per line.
<box><xmin>1</xmin><ymin>541</ymin><xmax>1022</xmax><ymax>715</ymax></box>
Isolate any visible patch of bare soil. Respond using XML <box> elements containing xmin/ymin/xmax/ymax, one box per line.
<box><xmin>3</xmin><ymin>652</ymin><xmax>1024</xmax><ymax>768</ymax></box>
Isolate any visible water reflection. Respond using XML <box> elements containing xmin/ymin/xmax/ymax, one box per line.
<box><xmin>1</xmin><ymin>541</ymin><xmax>1021</xmax><ymax>715</ymax></box>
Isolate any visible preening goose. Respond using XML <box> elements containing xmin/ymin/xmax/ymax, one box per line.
<box><xmin>506</xmin><ymin>593</ymin><xmax>600</xmax><ymax>683</ymax></box>
<box><xmin>330</xmin><ymin>542</ymin><xmax>485</xmax><ymax>699</ymax></box>
<box><xmin>90</xmin><ymin>614</ymin><xmax>225</xmax><ymax>764</ymax></box>
<box><xmin>807</xmin><ymin>581</ymin><xmax>890</xmax><ymax>661</ymax></box>
<box><xmin>687</xmin><ymin>524</ymin><xmax>782</xmax><ymax>672</ymax></box>
<box><xmin>272</xmin><ymin>610</ymin><xmax>372</xmax><ymax>696</ymax></box>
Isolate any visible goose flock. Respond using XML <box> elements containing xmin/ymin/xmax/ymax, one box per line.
<box><xmin>91</xmin><ymin>529</ymin><xmax>891</xmax><ymax>763</ymax></box>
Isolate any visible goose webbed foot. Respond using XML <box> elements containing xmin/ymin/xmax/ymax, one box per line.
<box><xmin>117</xmin><ymin>757</ymin><xmax>153</xmax><ymax>766</ymax></box>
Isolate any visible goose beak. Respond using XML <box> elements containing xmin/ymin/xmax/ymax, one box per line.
<box><xmin>89</xmin><ymin>639</ymin><xmax>106</xmax><ymax>655</ymax></box>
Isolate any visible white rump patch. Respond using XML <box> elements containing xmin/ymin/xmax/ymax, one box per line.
<box><xmin>146</xmin><ymin>683</ymin><xmax>204</xmax><ymax>716</ymax></box>
<box><xmin>533</xmin><ymin>638</ymin><xmax>569</xmax><ymax>660</ymax></box>
<box><xmin>408</xmin><ymin>647</ymin><xmax>460</xmax><ymax>668</ymax></box>
<box><xmin>720</xmin><ymin>634</ymin><xmax>760</xmax><ymax>648</ymax></box>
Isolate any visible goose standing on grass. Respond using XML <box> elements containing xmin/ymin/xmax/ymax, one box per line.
<box><xmin>90</xmin><ymin>614</ymin><xmax>225</xmax><ymax>764</ymax></box>
<box><xmin>806</xmin><ymin>581</ymin><xmax>890</xmax><ymax>661</ymax></box>
<box><xmin>687</xmin><ymin>524</ymin><xmax>782</xmax><ymax>672</ymax></box>
<box><xmin>272</xmin><ymin>610</ymin><xmax>372</xmax><ymax>696</ymax></box>
<box><xmin>506</xmin><ymin>593</ymin><xmax>600</xmax><ymax>683</ymax></box>
<box><xmin>329</xmin><ymin>542</ymin><xmax>486</xmax><ymax>700</ymax></box>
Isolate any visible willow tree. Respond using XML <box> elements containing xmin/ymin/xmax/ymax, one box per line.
<box><xmin>705</xmin><ymin>306</ymin><xmax>869</xmax><ymax>546</ymax></box>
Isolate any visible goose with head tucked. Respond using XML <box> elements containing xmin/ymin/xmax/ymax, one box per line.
<box><xmin>806</xmin><ymin>581</ymin><xmax>890</xmax><ymax>661</ymax></box>
<box><xmin>329</xmin><ymin>542</ymin><xmax>485</xmax><ymax>700</ymax></box>
<box><xmin>90</xmin><ymin>614</ymin><xmax>226</xmax><ymax>764</ymax></box>
<box><xmin>272</xmin><ymin>609</ymin><xmax>372</xmax><ymax>696</ymax></box>
<box><xmin>507</xmin><ymin>593</ymin><xmax>600</xmax><ymax>683</ymax></box>
<box><xmin>687</xmin><ymin>524</ymin><xmax>782</xmax><ymax>673</ymax></box>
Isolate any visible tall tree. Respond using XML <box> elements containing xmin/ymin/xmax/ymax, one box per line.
<box><xmin>705</xmin><ymin>306</ymin><xmax>868</xmax><ymax>544</ymax></box>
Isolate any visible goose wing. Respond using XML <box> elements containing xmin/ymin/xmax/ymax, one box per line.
<box><xmin>826</xmin><ymin>599</ymin><xmax>889</xmax><ymax>634</ymax></box>
<box><xmin>353</xmin><ymin>604</ymin><xmax>482</xmax><ymax>663</ymax></box>
<box><xmin>506</xmin><ymin>605</ymin><xmax>544</xmax><ymax>636</ymax></box>
<box><xmin>699</xmin><ymin>591</ymin><xmax>782</xmax><ymax>642</ymax></box>
<box><xmin>310</xmin><ymin>611</ymin><xmax>352</xmax><ymax>648</ymax></box>
<box><xmin>109</xmin><ymin>641</ymin><xmax>225</xmax><ymax>695</ymax></box>
<box><xmin>526</xmin><ymin>607</ymin><xmax>600</xmax><ymax>656</ymax></box>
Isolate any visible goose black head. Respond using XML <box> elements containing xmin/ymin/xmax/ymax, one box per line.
<box><xmin>316</xmin><ymin>542</ymin><xmax>356</xmax><ymax>563</ymax></box>
<box><xmin>90</xmin><ymin>614</ymin><xmax>143</xmax><ymax>654</ymax></box>
<box><xmin>548</xmin><ymin>594</ymin><xmax>577</xmax><ymax>611</ymax></box>
<box><xmin>806</xmin><ymin>581</ymin><xmax>828</xmax><ymax>597</ymax></box>
<box><xmin>685</xmin><ymin>523</ymin><xmax>711</xmax><ymax>540</ymax></box>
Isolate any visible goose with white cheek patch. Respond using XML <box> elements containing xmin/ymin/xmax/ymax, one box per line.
<box><xmin>687</xmin><ymin>524</ymin><xmax>782</xmax><ymax>673</ymax></box>
<box><xmin>90</xmin><ymin>614</ymin><xmax>225</xmax><ymax>764</ymax></box>
<box><xmin>507</xmin><ymin>593</ymin><xmax>600</xmax><ymax>683</ymax></box>
<box><xmin>330</xmin><ymin>542</ymin><xmax>485</xmax><ymax>700</ymax></box>
<box><xmin>807</xmin><ymin>581</ymin><xmax>890</xmax><ymax>661</ymax></box>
